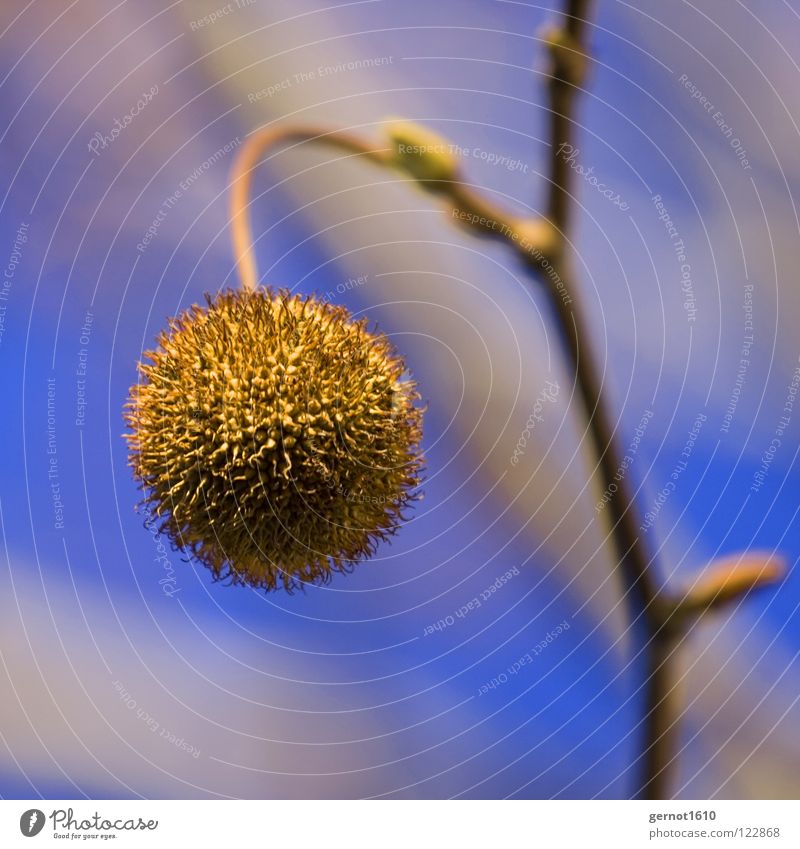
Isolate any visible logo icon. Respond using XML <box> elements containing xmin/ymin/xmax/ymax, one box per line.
<box><xmin>19</xmin><ymin>809</ymin><xmax>46</xmax><ymax>837</ymax></box>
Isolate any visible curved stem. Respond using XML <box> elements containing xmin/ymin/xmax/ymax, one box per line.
<box><xmin>229</xmin><ymin>123</ymin><xmax>562</xmax><ymax>292</ymax></box>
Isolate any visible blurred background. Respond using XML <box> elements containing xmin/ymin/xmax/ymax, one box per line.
<box><xmin>0</xmin><ymin>0</ymin><xmax>799</xmax><ymax>799</ymax></box>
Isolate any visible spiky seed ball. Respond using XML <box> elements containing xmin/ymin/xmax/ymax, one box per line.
<box><xmin>125</xmin><ymin>288</ymin><xmax>423</xmax><ymax>592</ymax></box>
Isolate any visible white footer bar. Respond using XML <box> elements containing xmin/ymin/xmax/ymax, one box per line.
<box><xmin>2</xmin><ymin>800</ymin><xmax>796</xmax><ymax>847</ymax></box>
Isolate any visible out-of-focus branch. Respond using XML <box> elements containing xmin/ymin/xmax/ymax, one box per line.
<box><xmin>543</xmin><ymin>0</ymin><xmax>591</xmax><ymax>235</ymax></box>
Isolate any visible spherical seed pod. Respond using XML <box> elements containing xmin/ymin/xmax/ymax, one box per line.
<box><xmin>125</xmin><ymin>288</ymin><xmax>423</xmax><ymax>592</ymax></box>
